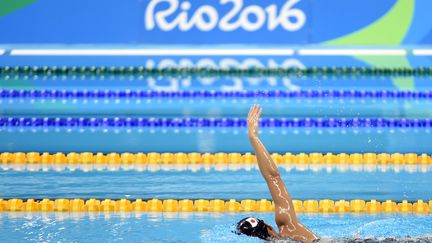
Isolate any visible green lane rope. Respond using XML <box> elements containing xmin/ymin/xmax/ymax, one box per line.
<box><xmin>1</xmin><ymin>66</ymin><xmax>432</xmax><ymax>78</ymax></box>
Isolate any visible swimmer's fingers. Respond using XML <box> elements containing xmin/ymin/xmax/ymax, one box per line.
<box><xmin>248</xmin><ymin>105</ymin><xmax>260</xmax><ymax>137</ymax></box>
<box><xmin>248</xmin><ymin>104</ymin><xmax>258</xmax><ymax>120</ymax></box>
<box><xmin>253</xmin><ymin>104</ymin><xmax>260</xmax><ymax>116</ymax></box>
<box><xmin>257</xmin><ymin>107</ymin><xmax>262</xmax><ymax>119</ymax></box>
<box><xmin>248</xmin><ymin>105</ymin><xmax>255</xmax><ymax>119</ymax></box>
<box><xmin>252</xmin><ymin>105</ymin><xmax>261</xmax><ymax>122</ymax></box>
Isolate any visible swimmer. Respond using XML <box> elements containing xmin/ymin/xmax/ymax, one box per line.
<box><xmin>236</xmin><ymin>104</ymin><xmax>319</xmax><ymax>242</ymax></box>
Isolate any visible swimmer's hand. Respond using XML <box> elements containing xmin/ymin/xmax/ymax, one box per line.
<box><xmin>247</xmin><ymin>104</ymin><xmax>262</xmax><ymax>138</ymax></box>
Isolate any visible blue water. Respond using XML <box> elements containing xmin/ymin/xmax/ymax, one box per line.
<box><xmin>2</xmin><ymin>54</ymin><xmax>432</xmax><ymax>242</ymax></box>
<box><xmin>1</xmin><ymin>167</ymin><xmax>431</xmax><ymax>201</ymax></box>
<box><xmin>1</xmin><ymin>213</ymin><xmax>431</xmax><ymax>242</ymax></box>
<box><xmin>3</xmin><ymin>126</ymin><xmax>432</xmax><ymax>153</ymax></box>
<box><xmin>3</xmin><ymin>96</ymin><xmax>432</xmax><ymax>118</ymax></box>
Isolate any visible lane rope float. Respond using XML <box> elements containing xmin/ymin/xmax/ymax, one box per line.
<box><xmin>2</xmin><ymin>117</ymin><xmax>432</xmax><ymax>128</ymax></box>
<box><xmin>1</xmin><ymin>152</ymin><xmax>431</xmax><ymax>165</ymax></box>
<box><xmin>1</xmin><ymin>66</ymin><xmax>432</xmax><ymax>77</ymax></box>
<box><xmin>0</xmin><ymin>198</ymin><xmax>430</xmax><ymax>214</ymax></box>
<box><xmin>2</xmin><ymin>89</ymin><xmax>432</xmax><ymax>100</ymax></box>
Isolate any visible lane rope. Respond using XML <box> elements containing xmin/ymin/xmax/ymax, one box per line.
<box><xmin>1</xmin><ymin>66</ymin><xmax>432</xmax><ymax>77</ymax></box>
<box><xmin>1</xmin><ymin>152</ymin><xmax>431</xmax><ymax>165</ymax></box>
<box><xmin>0</xmin><ymin>198</ymin><xmax>430</xmax><ymax>214</ymax></box>
<box><xmin>2</xmin><ymin>117</ymin><xmax>432</xmax><ymax>128</ymax></box>
<box><xmin>2</xmin><ymin>89</ymin><xmax>432</xmax><ymax>99</ymax></box>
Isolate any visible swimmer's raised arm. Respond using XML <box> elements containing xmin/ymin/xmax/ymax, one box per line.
<box><xmin>247</xmin><ymin>104</ymin><xmax>319</xmax><ymax>243</ymax></box>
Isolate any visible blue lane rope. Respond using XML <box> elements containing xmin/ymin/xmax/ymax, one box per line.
<box><xmin>1</xmin><ymin>117</ymin><xmax>431</xmax><ymax>128</ymax></box>
<box><xmin>2</xmin><ymin>90</ymin><xmax>432</xmax><ymax>99</ymax></box>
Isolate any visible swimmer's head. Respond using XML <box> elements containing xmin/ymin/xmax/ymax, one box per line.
<box><xmin>236</xmin><ymin>217</ymin><xmax>271</xmax><ymax>240</ymax></box>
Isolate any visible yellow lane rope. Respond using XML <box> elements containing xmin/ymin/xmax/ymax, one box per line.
<box><xmin>1</xmin><ymin>163</ymin><xmax>431</xmax><ymax>173</ymax></box>
<box><xmin>1</xmin><ymin>199</ymin><xmax>430</xmax><ymax>214</ymax></box>
<box><xmin>1</xmin><ymin>152</ymin><xmax>431</xmax><ymax>165</ymax></box>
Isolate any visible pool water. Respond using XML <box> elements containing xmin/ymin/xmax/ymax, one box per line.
<box><xmin>1</xmin><ymin>167</ymin><xmax>431</xmax><ymax>200</ymax></box>
<box><xmin>1</xmin><ymin>165</ymin><xmax>432</xmax><ymax>242</ymax></box>
<box><xmin>1</xmin><ymin>53</ymin><xmax>432</xmax><ymax>242</ymax></box>
<box><xmin>1</xmin><ymin>213</ymin><xmax>432</xmax><ymax>243</ymax></box>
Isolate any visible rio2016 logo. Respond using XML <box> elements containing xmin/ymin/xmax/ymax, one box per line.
<box><xmin>145</xmin><ymin>0</ymin><xmax>306</xmax><ymax>32</ymax></box>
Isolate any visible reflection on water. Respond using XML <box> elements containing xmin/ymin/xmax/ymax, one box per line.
<box><xmin>2</xmin><ymin>163</ymin><xmax>431</xmax><ymax>173</ymax></box>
